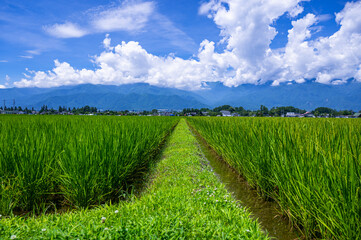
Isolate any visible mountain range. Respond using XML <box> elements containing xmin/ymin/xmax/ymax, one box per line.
<box><xmin>0</xmin><ymin>81</ymin><xmax>360</xmax><ymax>111</ymax></box>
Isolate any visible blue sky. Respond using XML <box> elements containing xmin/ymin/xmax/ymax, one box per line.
<box><xmin>0</xmin><ymin>0</ymin><xmax>360</xmax><ymax>89</ymax></box>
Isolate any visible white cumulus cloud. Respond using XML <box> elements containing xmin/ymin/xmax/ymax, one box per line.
<box><xmin>14</xmin><ymin>40</ymin><xmax>214</xmax><ymax>89</ymax></box>
<box><xmin>16</xmin><ymin>0</ymin><xmax>361</xmax><ymax>89</ymax></box>
<box><xmin>289</xmin><ymin>4</ymin><xmax>305</xmax><ymax>18</ymax></box>
<box><xmin>282</xmin><ymin>1</ymin><xmax>361</xmax><ymax>84</ymax></box>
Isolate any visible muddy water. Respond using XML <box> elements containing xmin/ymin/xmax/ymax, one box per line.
<box><xmin>189</xmin><ymin>125</ymin><xmax>301</xmax><ymax>240</ymax></box>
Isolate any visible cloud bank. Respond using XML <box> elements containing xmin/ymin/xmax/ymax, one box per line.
<box><xmin>14</xmin><ymin>0</ymin><xmax>361</xmax><ymax>90</ymax></box>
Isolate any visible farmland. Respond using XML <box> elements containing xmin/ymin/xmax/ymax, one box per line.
<box><xmin>0</xmin><ymin>118</ymin><xmax>267</xmax><ymax>239</ymax></box>
<box><xmin>188</xmin><ymin>117</ymin><xmax>361</xmax><ymax>239</ymax></box>
<box><xmin>1</xmin><ymin>115</ymin><xmax>360</xmax><ymax>239</ymax></box>
<box><xmin>0</xmin><ymin>115</ymin><xmax>178</xmax><ymax>214</ymax></box>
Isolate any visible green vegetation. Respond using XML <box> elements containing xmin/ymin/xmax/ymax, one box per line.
<box><xmin>182</xmin><ymin>105</ymin><xmax>360</xmax><ymax>117</ymax></box>
<box><xmin>187</xmin><ymin>117</ymin><xmax>361</xmax><ymax>239</ymax></box>
<box><xmin>0</xmin><ymin>119</ymin><xmax>267</xmax><ymax>239</ymax></box>
<box><xmin>312</xmin><ymin>107</ymin><xmax>355</xmax><ymax>117</ymax></box>
<box><xmin>2</xmin><ymin>103</ymin><xmax>359</xmax><ymax>117</ymax></box>
<box><xmin>182</xmin><ymin>105</ymin><xmax>308</xmax><ymax>117</ymax></box>
<box><xmin>0</xmin><ymin>115</ymin><xmax>178</xmax><ymax>214</ymax></box>
<box><xmin>2</xmin><ymin>113</ymin><xmax>358</xmax><ymax>239</ymax></box>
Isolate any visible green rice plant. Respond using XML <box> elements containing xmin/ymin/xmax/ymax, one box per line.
<box><xmin>0</xmin><ymin>115</ymin><xmax>178</xmax><ymax>214</ymax></box>
<box><xmin>188</xmin><ymin>117</ymin><xmax>361</xmax><ymax>239</ymax></box>
<box><xmin>0</xmin><ymin>119</ymin><xmax>268</xmax><ymax>239</ymax></box>
<box><xmin>0</xmin><ymin>177</ymin><xmax>19</xmax><ymax>215</ymax></box>
<box><xmin>0</xmin><ymin>117</ymin><xmax>59</xmax><ymax>213</ymax></box>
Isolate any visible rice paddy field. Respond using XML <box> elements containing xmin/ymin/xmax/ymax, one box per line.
<box><xmin>1</xmin><ymin>115</ymin><xmax>359</xmax><ymax>239</ymax></box>
<box><xmin>0</xmin><ymin>117</ymin><xmax>267</xmax><ymax>239</ymax></box>
<box><xmin>0</xmin><ymin>115</ymin><xmax>178</xmax><ymax>214</ymax></box>
<box><xmin>187</xmin><ymin>117</ymin><xmax>361</xmax><ymax>239</ymax></box>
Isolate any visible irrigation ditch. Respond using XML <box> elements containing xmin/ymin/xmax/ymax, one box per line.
<box><xmin>187</xmin><ymin>120</ymin><xmax>301</xmax><ymax>240</ymax></box>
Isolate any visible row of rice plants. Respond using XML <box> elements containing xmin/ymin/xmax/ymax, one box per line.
<box><xmin>187</xmin><ymin>117</ymin><xmax>361</xmax><ymax>239</ymax></box>
<box><xmin>0</xmin><ymin>119</ymin><xmax>268</xmax><ymax>239</ymax></box>
<box><xmin>0</xmin><ymin>115</ymin><xmax>178</xmax><ymax>215</ymax></box>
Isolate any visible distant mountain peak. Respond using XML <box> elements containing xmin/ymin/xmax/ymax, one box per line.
<box><xmin>0</xmin><ymin>82</ymin><xmax>360</xmax><ymax>111</ymax></box>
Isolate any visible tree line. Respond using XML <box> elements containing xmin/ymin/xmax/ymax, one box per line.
<box><xmin>1</xmin><ymin>105</ymin><xmax>360</xmax><ymax>117</ymax></box>
<box><xmin>182</xmin><ymin>105</ymin><xmax>359</xmax><ymax>117</ymax></box>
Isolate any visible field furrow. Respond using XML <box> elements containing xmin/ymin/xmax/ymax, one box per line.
<box><xmin>0</xmin><ymin>119</ymin><xmax>267</xmax><ymax>239</ymax></box>
<box><xmin>187</xmin><ymin>117</ymin><xmax>361</xmax><ymax>239</ymax></box>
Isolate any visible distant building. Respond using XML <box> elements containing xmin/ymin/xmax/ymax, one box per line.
<box><xmin>286</xmin><ymin>112</ymin><xmax>297</xmax><ymax>117</ymax></box>
<box><xmin>1</xmin><ymin>110</ymin><xmax>16</xmax><ymax>114</ymax></box>
<box><xmin>201</xmin><ymin>111</ymin><xmax>209</xmax><ymax>116</ymax></box>
<box><xmin>303</xmin><ymin>112</ymin><xmax>315</xmax><ymax>118</ymax></box>
<box><xmin>336</xmin><ymin>115</ymin><xmax>350</xmax><ymax>118</ymax></box>
<box><xmin>157</xmin><ymin>109</ymin><xmax>168</xmax><ymax>113</ymax></box>
<box><xmin>220</xmin><ymin>110</ymin><xmax>232</xmax><ymax>117</ymax></box>
<box><xmin>353</xmin><ymin>113</ymin><xmax>361</xmax><ymax>118</ymax></box>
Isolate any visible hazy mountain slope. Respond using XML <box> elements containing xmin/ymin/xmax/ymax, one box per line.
<box><xmin>30</xmin><ymin>92</ymin><xmax>209</xmax><ymax>110</ymax></box>
<box><xmin>196</xmin><ymin>81</ymin><xmax>361</xmax><ymax>110</ymax></box>
<box><xmin>1</xmin><ymin>82</ymin><xmax>360</xmax><ymax>110</ymax></box>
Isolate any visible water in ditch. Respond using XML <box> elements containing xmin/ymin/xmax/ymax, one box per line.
<box><xmin>189</xmin><ymin>125</ymin><xmax>301</xmax><ymax>240</ymax></box>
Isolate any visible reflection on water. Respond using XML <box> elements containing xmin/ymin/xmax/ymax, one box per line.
<box><xmin>189</xmin><ymin>124</ymin><xmax>301</xmax><ymax>240</ymax></box>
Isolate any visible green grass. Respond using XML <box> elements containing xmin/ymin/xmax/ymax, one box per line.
<box><xmin>0</xmin><ymin>115</ymin><xmax>178</xmax><ymax>214</ymax></box>
<box><xmin>0</xmin><ymin>119</ymin><xmax>268</xmax><ymax>239</ymax></box>
<box><xmin>187</xmin><ymin>117</ymin><xmax>361</xmax><ymax>239</ymax></box>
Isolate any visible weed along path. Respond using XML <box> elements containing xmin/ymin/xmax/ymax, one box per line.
<box><xmin>0</xmin><ymin>119</ymin><xmax>267</xmax><ymax>239</ymax></box>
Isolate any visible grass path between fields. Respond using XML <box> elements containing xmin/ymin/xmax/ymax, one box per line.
<box><xmin>0</xmin><ymin>119</ymin><xmax>268</xmax><ymax>239</ymax></box>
